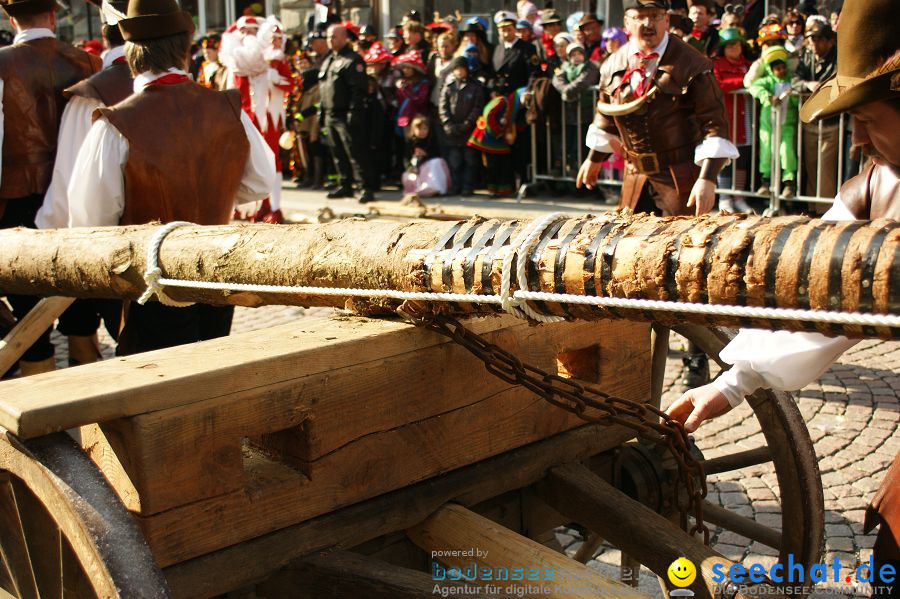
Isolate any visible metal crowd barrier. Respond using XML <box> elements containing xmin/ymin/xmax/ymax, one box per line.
<box><xmin>521</xmin><ymin>86</ymin><xmax>859</xmax><ymax>216</ymax></box>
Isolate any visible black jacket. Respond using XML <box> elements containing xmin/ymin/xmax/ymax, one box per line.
<box><xmin>439</xmin><ymin>76</ymin><xmax>486</xmax><ymax>145</ymax></box>
<box><xmin>492</xmin><ymin>38</ymin><xmax>539</xmax><ymax>95</ymax></box>
<box><xmin>318</xmin><ymin>45</ymin><xmax>367</xmax><ymax>116</ymax></box>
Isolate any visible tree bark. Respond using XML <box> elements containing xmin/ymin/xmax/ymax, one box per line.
<box><xmin>1</xmin><ymin>213</ymin><xmax>897</xmax><ymax>338</ymax></box>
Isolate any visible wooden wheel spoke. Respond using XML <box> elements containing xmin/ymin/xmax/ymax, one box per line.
<box><xmin>700</xmin><ymin>447</ymin><xmax>773</xmax><ymax>475</ymax></box>
<box><xmin>701</xmin><ymin>500</ymin><xmax>782</xmax><ymax>550</ymax></box>
<box><xmin>0</xmin><ymin>478</ymin><xmax>39</xmax><ymax>599</ymax></box>
<box><xmin>11</xmin><ymin>477</ymin><xmax>64</xmax><ymax>598</ymax></box>
<box><xmin>61</xmin><ymin>538</ymin><xmax>92</xmax><ymax>598</ymax></box>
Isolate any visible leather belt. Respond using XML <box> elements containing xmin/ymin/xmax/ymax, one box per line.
<box><xmin>624</xmin><ymin>144</ymin><xmax>696</xmax><ymax>175</ymax></box>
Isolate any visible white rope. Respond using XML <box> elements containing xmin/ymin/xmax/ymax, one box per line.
<box><xmin>137</xmin><ymin>221</ymin><xmax>900</xmax><ymax>330</ymax></box>
<box><xmin>138</xmin><ymin>221</ymin><xmax>196</xmax><ymax>307</ymax></box>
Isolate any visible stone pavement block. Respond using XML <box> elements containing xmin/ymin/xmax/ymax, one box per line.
<box><xmin>825</xmin><ymin>523</ymin><xmax>854</xmax><ymax>538</ymax></box>
<box><xmin>826</xmin><ymin>536</ymin><xmax>855</xmax><ymax>553</ymax></box>
<box><xmin>715</xmin><ymin>531</ymin><xmax>751</xmax><ymax>547</ymax></box>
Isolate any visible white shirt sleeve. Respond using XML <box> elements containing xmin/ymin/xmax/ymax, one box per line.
<box><xmin>37</xmin><ymin>96</ymin><xmax>103</xmax><ymax>229</ymax></box>
<box><xmin>710</xmin><ymin>196</ymin><xmax>859</xmax><ymax>407</ymax></box>
<box><xmin>694</xmin><ymin>136</ymin><xmax>741</xmax><ymax>164</ymax></box>
<box><xmin>234</xmin><ymin>110</ymin><xmax>277</xmax><ymax>206</ymax></box>
<box><xmin>67</xmin><ymin>117</ymin><xmax>128</xmax><ymax>227</ymax></box>
<box><xmin>585</xmin><ymin>123</ymin><xmax>621</xmax><ymax>154</ymax></box>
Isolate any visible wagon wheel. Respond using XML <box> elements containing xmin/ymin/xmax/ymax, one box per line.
<box><xmin>565</xmin><ymin>324</ymin><xmax>824</xmax><ymax>594</ymax></box>
<box><xmin>0</xmin><ymin>429</ymin><xmax>170</xmax><ymax>598</ymax></box>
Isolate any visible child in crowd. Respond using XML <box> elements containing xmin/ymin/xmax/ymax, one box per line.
<box><xmin>602</xmin><ymin>27</ymin><xmax>627</xmax><ymax>58</ymax></box>
<box><xmin>403</xmin><ymin>114</ymin><xmax>450</xmax><ymax>197</ymax></box>
<box><xmin>713</xmin><ymin>27</ymin><xmax>754</xmax><ymax>212</ymax></box>
<box><xmin>744</xmin><ymin>23</ymin><xmax>789</xmax><ymax>89</ymax></box>
<box><xmin>749</xmin><ymin>46</ymin><xmax>799</xmax><ymax>198</ymax></box>
<box><xmin>395</xmin><ymin>50</ymin><xmax>430</xmax><ymax>130</ymax></box>
<box><xmin>364</xmin><ymin>43</ymin><xmax>400</xmax><ymax>183</ymax></box>
<box><xmin>549</xmin><ymin>32</ymin><xmax>573</xmax><ymax>72</ymax></box>
<box><xmin>551</xmin><ymin>43</ymin><xmax>599</xmax><ymax>172</ymax></box>
<box><xmin>439</xmin><ymin>56</ymin><xmax>485</xmax><ymax>196</ymax></box>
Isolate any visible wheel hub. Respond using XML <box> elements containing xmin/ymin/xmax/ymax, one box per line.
<box><xmin>613</xmin><ymin>440</ymin><xmax>705</xmax><ymax>515</ymax></box>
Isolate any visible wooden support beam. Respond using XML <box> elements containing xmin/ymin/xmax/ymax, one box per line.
<box><xmin>162</xmin><ymin>423</ymin><xmax>636</xmax><ymax>598</ymax></box>
<box><xmin>535</xmin><ymin>462</ymin><xmax>789</xmax><ymax>599</ymax></box>
<box><xmin>0</xmin><ymin>297</ymin><xmax>73</xmax><ymax>374</ymax></box>
<box><xmin>406</xmin><ymin>503</ymin><xmax>653</xmax><ymax>599</ymax></box>
<box><xmin>260</xmin><ymin>549</ymin><xmax>517</xmax><ymax>599</ymax></box>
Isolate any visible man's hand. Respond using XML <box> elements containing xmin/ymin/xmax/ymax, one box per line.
<box><xmin>665</xmin><ymin>384</ymin><xmax>732</xmax><ymax>433</ymax></box>
<box><xmin>686</xmin><ymin>178</ymin><xmax>717</xmax><ymax>216</ymax></box>
<box><xmin>576</xmin><ymin>159</ymin><xmax>603</xmax><ymax>189</ymax></box>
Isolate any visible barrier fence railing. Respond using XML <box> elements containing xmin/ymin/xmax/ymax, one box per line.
<box><xmin>522</xmin><ymin>86</ymin><xmax>859</xmax><ymax>215</ymax></box>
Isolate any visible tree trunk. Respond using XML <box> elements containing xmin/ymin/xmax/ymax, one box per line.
<box><xmin>1</xmin><ymin>213</ymin><xmax>897</xmax><ymax>338</ymax></box>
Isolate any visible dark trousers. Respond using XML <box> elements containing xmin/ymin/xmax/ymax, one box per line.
<box><xmin>325</xmin><ymin>113</ymin><xmax>366</xmax><ymax>190</ymax></box>
<box><xmin>484</xmin><ymin>152</ymin><xmax>515</xmax><ymax>196</ymax></box>
<box><xmin>442</xmin><ymin>144</ymin><xmax>479</xmax><ymax>194</ymax></box>
<box><xmin>0</xmin><ymin>194</ymin><xmax>54</xmax><ymax>362</ymax></box>
<box><xmin>57</xmin><ymin>299</ymin><xmax>122</xmax><ymax>340</ymax></box>
<box><xmin>116</xmin><ymin>301</ymin><xmax>234</xmax><ymax>357</ymax></box>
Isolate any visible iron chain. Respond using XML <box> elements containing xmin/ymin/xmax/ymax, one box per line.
<box><xmin>417</xmin><ymin>313</ymin><xmax>711</xmax><ymax>545</ymax></box>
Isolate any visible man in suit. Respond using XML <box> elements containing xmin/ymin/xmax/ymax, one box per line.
<box><xmin>491</xmin><ymin>10</ymin><xmax>539</xmax><ymax>97</ymax></box>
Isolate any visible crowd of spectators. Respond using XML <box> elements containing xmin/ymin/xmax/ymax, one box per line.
<box><xmin>182</xmin><ymin>0</ymin><xmax>845</xmax><ymax>208</ymax></box>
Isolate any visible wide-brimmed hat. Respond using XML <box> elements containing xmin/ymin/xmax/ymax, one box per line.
<box><xmin>801</xmin><ymin>0</ymin><xmax>899</xmax><ymax>123</ymax></box>
<box><xmin>118</xmin><ymin>0</ymin><xmax>194</xmax><ymax>41</ymax></box>
<box><xmin>0</xmin><ymin>0</ymin><xmax>55</xmax><ymax>17</ymax></box>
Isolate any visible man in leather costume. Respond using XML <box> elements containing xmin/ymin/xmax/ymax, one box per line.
<box><xmin>667</xmin><ymin>0</ymin><xmax>900</xmax><ymax>594</ymax></box>
<box><xmin>576</xmin><ymin>0</ymin><xmax>739</xmax><ymax>387</ymax></box>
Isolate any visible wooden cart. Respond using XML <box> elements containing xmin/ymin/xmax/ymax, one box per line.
<box><xmin>0</xmin><ymin>311</ymin><xmax>823</xmax><ymax>598</ymax></box>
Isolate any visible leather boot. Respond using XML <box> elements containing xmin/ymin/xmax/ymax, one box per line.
<box><xmin>68</xmin><ymin>334</ymin><xmax>102</xmax><ymax>366</ymax></box>
<box><xmin>18</xmin><ymin>356</ymin><xmax>56</xmax><ymax>376</ymax></box>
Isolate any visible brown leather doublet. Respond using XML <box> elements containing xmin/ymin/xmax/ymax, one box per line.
<box><xmin>594</xmin><ymin>35</ymin><xmax>729</xmax><ymax>215</ymax></box>
<box><xmin>840</xmin><ymin>162</ymin><xmax>900</xmax><ymax>220</ymax></box>
<box><xmin>0</xmin><ymin>38</ymin><xmax>100</xmax><ymax>199</ymax></box>
<box><xmin>97</xmin><ymin>83</ymin><xmax>249</xmax><ymax>226</ymax></box>
<box><xmin>65</xmin><ymin>61</ymin><xmax>133</xmax><ymax>107</ymax></box>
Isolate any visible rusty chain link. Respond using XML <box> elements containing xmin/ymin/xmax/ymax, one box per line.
<box><xmin>412</xmin><ymin>312</ymin><xmax>710</xmax><ymax>545</ymax></box>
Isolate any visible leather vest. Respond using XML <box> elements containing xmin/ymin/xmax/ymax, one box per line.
<box><xmin>839</xmin><ymin>162</ymin><xmax>900</xmax><ymax>220</ymax></box>
<box><xmin>65</xmin><ymin>61</ymin><xmax>133</xmax><ymax>107</ymax></box>
<box><xmin>0</xmin><ymin>38</ymin><xmax>100</xmax><ymax>199</ymax></box>
<box><xmin>97</xmin><ymin>84</ymin><xmax>249</xmax><ymax>226</ymax></box>
<box><xmin>596</xmin><ymin>35</ymin><xmax>729</xmax><ymax>165</ymax></box>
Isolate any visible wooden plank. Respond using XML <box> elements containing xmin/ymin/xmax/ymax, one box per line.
<box><xmin>81</xmin><ymin>319</ymin><xmax>648</xmax><ymax>516</ymax></box>
<box><xmin>406</xmin><ymin>504</ymin><xmax>652</xmax><ymax>599</ymax></box>
<box><xmin>0</xmin><ymin>297</ymin><xmax>73</xmax><ymax>376</ymax></box>
<box><xmin>0</xmin><ymin>315</ymin><xmax>522</xmax><ymax>438</ymax></box>
<box><xmin>259</xmin><ymin>549</ymin><xmax>517</xmax><ymax>599</ymax></box>
<box><xmin>535</xmin><ymin>463</ymin><xmax>789</xmax><ymax>599</ymax></box>
<box><xmin>163</xmin><ymin>423</ymin><xmax>635</xmax><ymax>599</ymax></box>
<box><xmin>139</xmin><ymin>387</ymin><xmax>590</xmax><ymax>567</ymax></box>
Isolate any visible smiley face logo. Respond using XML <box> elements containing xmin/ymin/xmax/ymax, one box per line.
<box><xmin>667</xmin><ymin>557</ymin><xmax>697</xmax><ymax>588</ymax></box>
